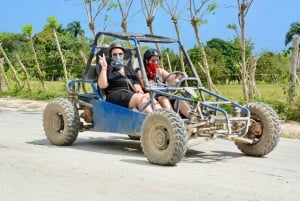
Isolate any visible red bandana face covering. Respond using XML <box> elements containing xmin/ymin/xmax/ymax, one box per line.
<box><xmin>146</xmin><ymin>63</ymin><xmax>158</xmax><ymax>80</ymax></box>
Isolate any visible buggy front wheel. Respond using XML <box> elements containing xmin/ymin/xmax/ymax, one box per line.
<box><xmin>141</xmin><ymin>109</ymin><xmax>187</xmax><ymax>165</ymax></box>
<box><xmin>43</xmin><ymin>98</ymin><xmax>80</xmax><ymax>146</ymax></box>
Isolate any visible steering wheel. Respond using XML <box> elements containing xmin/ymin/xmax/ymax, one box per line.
<box><xmin>163</xmin><ymin>71</ymin><xmax>186</xmax><ymax>86</ymax></box>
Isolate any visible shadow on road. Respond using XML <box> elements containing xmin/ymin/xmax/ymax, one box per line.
<box><xmin>28</xmin><ymin>135</ymin><xmax>244</xmax><ymax>165</ymax></box>
<box><xmin>184</xmin><ymin>149</ymin><xmax>243</xmax><ymax>163</ymax></box>
<box><xmin>28</xmin><ymin>135</ymin><xmax>143</xmax><ymax>155</ymax></box>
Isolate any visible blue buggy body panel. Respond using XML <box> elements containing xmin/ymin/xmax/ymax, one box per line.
<box><xmin>92</xmin><ymin>99</ymin><xmax>147</xmax><ymax>134</ymax></box>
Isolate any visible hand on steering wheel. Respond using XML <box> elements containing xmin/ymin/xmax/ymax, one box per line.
<box><xmin>163</xmin><ymin>71</ymin><xmax>186</xmax><ymax>86</ymax></box>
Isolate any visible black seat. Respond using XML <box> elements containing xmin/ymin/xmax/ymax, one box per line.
<box><xmin>83</xmin><ymin>45</ymin><xmax>139</xmax><ymax>101</ymax></box>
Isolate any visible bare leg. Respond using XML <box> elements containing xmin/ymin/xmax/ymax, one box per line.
<box><xmin>176</xmin><ymin>100</ymin><xmax>191</xmax><ymax>118</ymax></box>
<box><xmin>157</xmin><ymin>96</ymin><xmax>173</xmax><ymax>111</ymax></box>
<box><xmin>129</xmin><ymin>93</ymin><xmax>161</xmax><ymax>114</ymax></box>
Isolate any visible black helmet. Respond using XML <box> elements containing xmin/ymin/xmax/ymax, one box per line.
<box><xmin>109</xmin><ymin>42</ymin><xmax>125</xmax><ymax>57</ymax></box>
<box><xmin>143</xmin><ymin>48</ymin><xmax>161</xmax><ymax>61</ymax></box>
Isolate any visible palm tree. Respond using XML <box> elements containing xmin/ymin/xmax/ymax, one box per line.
<box><xmin>285</xmin><ymin>22</ymin><xmax>300</xmax><ymax>46</ymax></box>
<box><xmin>237</xmin><ymin>0</ymin><xmax>254</xmax><ymax>102</ymax></box>
<box><xmin>141</xmin><ymin>0</ymin><xmax>161</xmax><ymax>35</ymax></box>
<box><xmin>15</xmin><ymin>53</ymin><xmax>32</xmax><ymax>91</ymax></box>
<box><xmin>141</xmin><ymin>0</ymin><xmax>162</xmax><ymax>52</ymax></box>
<box><xmin>162</xmin><ymin>0</ymin><xmax>186</xmax><ymax>72</ymax></box>
<box><xmin>22</xmin><ymin>24</ymin><xmax>45</xmax><ymax>89</ymax></box>
<box><xmin>0</xmin><ymin>57</ymin><xmax>10</xmax><ymax>91</ymax></box>
<box><xmin>66</xmin><ymin>21</ymin><xmax>85</xmax><ymax>38</ymax></box>
<box><xmin>189</xmin><ymin>0</ymin><xmax>217</xmax><ymax>92</ymax></box>
<box><xmin>285</xmin><ymin>22</ymin><xmax>300</xmax><ymax>105</ymax></box>
<box><xmin>117</xmin><ymin>0</ymin><xmax>134</xmax><ymax>33</ymax></box>
<box><xmin>0</xmin><ymin>43</ymin><xmax>21</xmax><ymax>89</ymax></box>
<box><xmin>84</xmin><ymin>0</ymin><xmax>109</xmax><ymax>36</ymax></box>
<box><xmin>45</xmin><ymin>16</ymin><xmax>68</xmax><ymax>81</ymax></box>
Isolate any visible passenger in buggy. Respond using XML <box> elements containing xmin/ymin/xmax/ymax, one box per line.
<box><xmin>136</xmin><ymin>48</ymin><xmax>191</xmax><ymax>117</ymax></box>
<box><xmin>97</xmin><ymin>43</ymin><xmax>162</xmax><ymax>114</ymax></box>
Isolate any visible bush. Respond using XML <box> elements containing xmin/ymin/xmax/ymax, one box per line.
<box><xmin>285</xmin><ymin>101</ymin><xmax>300</xmax><ymax>121</ymax></box>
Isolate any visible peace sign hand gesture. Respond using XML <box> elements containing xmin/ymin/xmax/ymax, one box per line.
<box><xmin>98</xmin><ymin>53</ymin><xmax>107</xmax><ymax>71</ymax></box>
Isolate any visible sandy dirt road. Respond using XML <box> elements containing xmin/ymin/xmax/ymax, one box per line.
<box><xmin>0</xmin><ymin>107</ymin><xmax>299</xmax><ymax>201</ymax></box>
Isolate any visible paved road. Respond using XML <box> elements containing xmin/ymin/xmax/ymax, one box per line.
<box><xmin>0</xmin><ymin>109</ymin><xmax>299</xmax><ymax>201</ymax></box>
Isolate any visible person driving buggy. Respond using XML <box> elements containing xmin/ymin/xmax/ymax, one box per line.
<box><xmin>136</xmin><ymin>48</ymin><xmax>191</xmax><ymax>117</ymax></box>
<box><xmin>97</xmin><ymin>43</ymin><xmax>162</xmax><ymax>114</ymax></box>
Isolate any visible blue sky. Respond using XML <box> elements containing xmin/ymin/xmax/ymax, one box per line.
<box><xmin>0</xmin><ymin>0</ymin><xmax>299</xmax><ymax>54</ymax></box>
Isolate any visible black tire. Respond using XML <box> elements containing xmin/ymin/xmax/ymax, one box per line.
<box><xmin>43</xmin><ymin>98</ymin><xmax>80</xmax><ymax>146</ymax></box>
<box><xmin>235</xmin><ymin>102</ymin><xmax>280</xmax><ymax>156</ymax></box>
<box><xmin>141</xmin><ymin>109</ymin><xmax>187</xmax><ymax>165</ymax></box>
<box><xmin>128</xmin><ymin>135</ymin><xmax>141</xmax><ymax>140</ymax></box>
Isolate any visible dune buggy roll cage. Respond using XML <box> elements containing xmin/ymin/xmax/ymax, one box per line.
<box><xmin>68</xmin><ymin>31</ymin><xmax>250</xmax><ymax>137</ymax></box>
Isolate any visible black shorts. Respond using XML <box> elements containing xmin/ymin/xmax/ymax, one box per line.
<box><xmin>106</xmin><ymin>90</ymin><xmax>134</xmax><ymax>108</ymax></box>
<box><xmin>170</xmin><ymin>98</ymin><xmax>176</xmax><ymax>106</ymax></box>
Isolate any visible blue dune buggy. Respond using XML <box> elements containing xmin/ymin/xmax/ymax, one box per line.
<box><xmin>43</xmin><ymin>32</ymin><xmax>280</xmax><ymax>166</ymax></box>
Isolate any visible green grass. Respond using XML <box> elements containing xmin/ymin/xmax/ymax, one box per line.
<box><xmin>1</xmin><ymin>81</ymin><xmax>300</xmax><ymax>121</ymax></box>
<box><xmin>217</xmin><ymin>83</ymin><xmax>299</xmax><ymax>103</ymax></box>
<box><xmin>1</xmin><ymin>81</ymin><xmax>298</xmax><ymax>103</ymax></box>
<box><xmin>217</xmin><ymin>83</ymin><xmax>300</xmax><ymax>121</ymax></box>
<box><xmin>0</xmin><ymin>81</ymin><xmax>67</xmax><ymax>100</ymax></box>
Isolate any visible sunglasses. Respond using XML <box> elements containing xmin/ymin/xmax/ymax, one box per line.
<box><xmin>112</xmin><ymin>53</ymin><xmax>124</xmax><ymax>57</ymax></box>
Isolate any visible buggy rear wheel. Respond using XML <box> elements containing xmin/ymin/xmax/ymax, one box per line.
<box><xmin>141</xmin><ymin>109</ymin><xmax>187</xmax><ymax>165</ymax></box>
<box><xmin>235</xmin><ymin>102</ymin><xmax>280</xmax><ymax>156</ymax></box>
<box><xmin>43</xmin><ymin>98</ymin><xmax>80</xmax><ymax>146</ymax></box>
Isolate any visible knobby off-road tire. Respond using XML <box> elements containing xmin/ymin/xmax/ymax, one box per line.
<box><xmin>43</xmin><ymin>98</ymin><xmax>80</xmax><ymax>146</ymax></box>
<box><xmin>141</xmin><ymin>109</ymin><xmax>187</xmax><ymax>166</ymax></box>
<box><xmin>235</xmin><ymin>102</ymin><xmax>280</xmax><ymax>156</ymax></box>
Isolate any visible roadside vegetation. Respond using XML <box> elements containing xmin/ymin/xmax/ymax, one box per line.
<box><xmin>1</xmin><ymin>80</ymin><xmax>300</xmax><ymax>121</ymax></box>
<box><xmin>0</xmin><ymin>0</ymin><xmax>299</xmax><ymax>121</ymax></box>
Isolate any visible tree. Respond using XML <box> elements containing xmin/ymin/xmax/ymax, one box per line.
<box><xmin>45</xmin><ymin>16</ymin><xmax>68</xmax><ymax>81</ymax></box>
<box><xmin>22</xmin><ymin>24</ymin><xmax>45</xmax><ymax>89</ymax></box>
<box><xmin>285</xmin><ymin>22</ymin><xmax>300</xmax><ymax>46</ymax></box>
<box><xmin>206</xmin><ymin>38</ymin><xmax>241</xmax><ymax>82</ymax></box>
<box><xmin>188</xmin><ymin>0</ymin><xmax>217</xmax><ymax>91</ymax></box>
<box><xmin>141</xmin><ymin>0</ymin><xmax>162</xmax><ymax>51</ymax></box>
<box><xmin>162</xmin><ymin>0</ymin><xmax>187</xmax><ymax>72</ymax></box>
<box><xmin>287</xmin><ymin>35</ymin><xmax>299</xmax><ymax>105</ymax></box>
<box><xmin>0</xmin><ymin>42</ymin><xmax>21</xmax><ymax>88</ymax></box>
<box><xmin>227</xmin><ymin>0</ymin><xmax>254</xmax><ymax>102</ymax></box>
<box><xmin>141</xmin><ymin>0</ymin><xmax>161</xmax><ymax>35</ymax></box>
<box><xmin>117</xmin><ymin>0</ymin><xmax>134</xmax><ymax>33</ymax></box>
<box><xmin>285</xmin><ymin>22</ymin><xmax>300</xmax><ymax>94</ymax></box>
<box><xmin>66</xmin><ymin>21</ymin><xmax>85</xmax><ymax>38</ymax></box>
<box><xmin>0</xmin><ymin>33</ymin><xmax>24</xmax><ymax>89</ymax></box>
<box><xmin>32</xmin><ymin>27</ymin><xmax>89</xmax><ymax>80</ymax></box>
<box><xmin>256</xmin><ymin>52</ymin><xmax>289</xmax><ymax>83</ymax></box>
<box><xmin>0</xmin><ymin>57</ymin><xmax>10</xmax><ymax>91</ymax></box>
<box><xmin>188</xmin><ymin>45</ymin><xmax>227</xmax><ymax>84</ymax></box>
<box><xmin>15</xmin><ymin>53</ymin><xmax>32</xmax><ymax>91</ymax></box>
<box><xmin>84</xmin><ymin>0</ymin><xmax>109</xmax><ymax>36</ymax></box>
